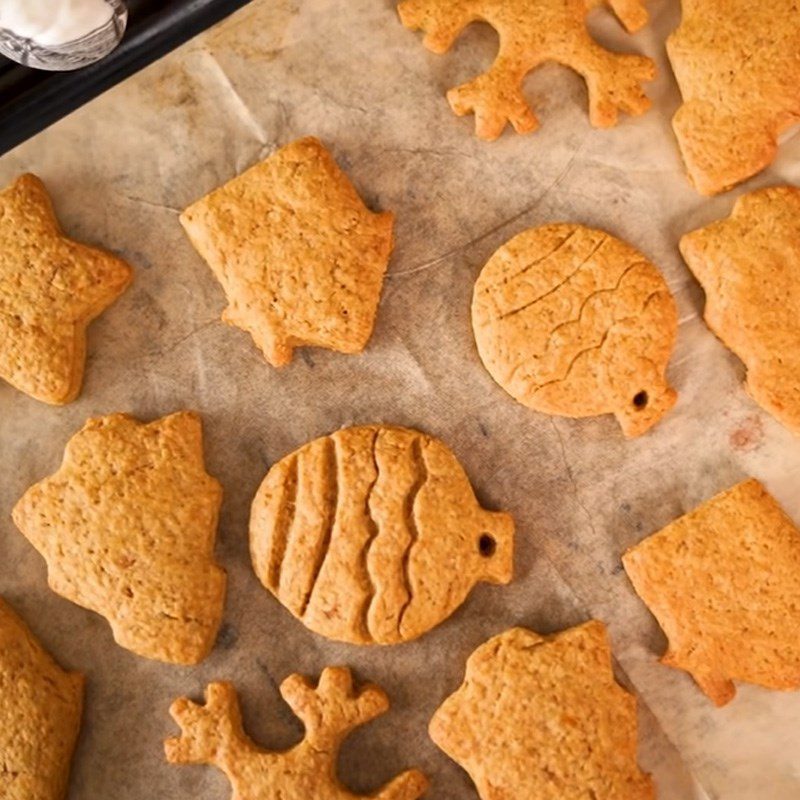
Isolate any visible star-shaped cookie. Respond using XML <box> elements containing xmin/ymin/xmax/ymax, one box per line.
<box><xmin>180</xmin><ymin>137</ymin><xmax>394</xmax><ymax>367</ymax></box>
<box><xmin>0</xmin><ymin>173</ymin><xmax>133</xmax><ymax>404</ymax></box>
<box><xmin>623</xmin><ymin>479</ymin><xmax>800</xmax><ymax>706</ymax></box>
<box><xmin>12</xmin><ymin>411</ymin><xmax>227</xmax><ymax>665</ymax></box>
<box><xmin>680</xmin><ymin>186</ymin><xmax>800</xmax><ymax>434</ymax></box>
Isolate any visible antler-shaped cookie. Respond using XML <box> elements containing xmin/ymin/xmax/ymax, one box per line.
<box><xmin>398</xmin><ymin>0</ymin><xmax>654</xmax><ymax>140</ymax></box>
<box><xmin>165</xmin><ymin>667</ymin><xmax>428</xmax><ymax>800</ymax></box>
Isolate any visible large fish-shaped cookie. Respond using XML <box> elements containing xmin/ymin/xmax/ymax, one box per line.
<box><xmin>250</xmin><ymin>425</ymin><xmax>514</xmax><ymax>644</ymax></box>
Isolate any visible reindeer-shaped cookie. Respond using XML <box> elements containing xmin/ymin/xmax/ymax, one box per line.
<box><xmin>165</xmin><ymin>666</ymin><xmax>428</xmax><ymax>800</ymax></box>
<box><xmin>398</xmin><ymin>0</ymin><xmax>655</xmax><ymax>139</ymax></box>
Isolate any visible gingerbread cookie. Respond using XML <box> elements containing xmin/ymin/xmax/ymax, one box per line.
<box><xmin>12</xmin><ymin>412</ymin><xmax>226</xmax><ymax>665</ymax></box>
<box><xmin>180</xmin><ymin>137</ymin><xmax>394</xmax><ymax>367</ymax></box>
<box><xmin>0</xmin><ymin>596</ymin><xmax>84</xmax><ymax>800</ymax></box>
<box><xmin>668</xmin><ymin>1</ymin><xmax>800</xmax><ymax>195</ymax></box>
<box><xmin>398</xmin><ymin>0</ymin><xmax>655</xmax><ymax>140</ymax></box>
<box><xmin>250</xmin><ymin>424</ymin><xmax>514</xmax><ymax>645</ymax></box>
<box><xmin>0</xmin><ymin>173</ymin><xmax>133</xmax><ymax>404</ymax></box>
<box><xmin>472</xmin><ymin>224</ymin><xmax>677</xmax><ymax>437</ymax></box>
<box><xmin>623</xmin><ymin>479</ymin><xmax>800</xmax><ymax>706</ymax></box>
<box><xmin>680</xmin><ymin>186</ymin><xmax>800</xmax><ymax>434</ymax></box>
<box><xmin>430</xmin><ymin>621</ymin><xmax>654</xmax><ymax>799</ymax></box>
<box><xmin>166</xmin><ymin>666</ymin><xmax>428</xmax><ymax>800</ymax></box>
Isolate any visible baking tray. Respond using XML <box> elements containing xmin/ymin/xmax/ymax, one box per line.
<box><xmin>0</xmin><ymin>0</ymin><xmax>252</xmax><ymax>156</ymax></box>
<box><xmin>2</xmin><ymin>1</ymin><xmax>800</xmax><ymax>797</ymax></box>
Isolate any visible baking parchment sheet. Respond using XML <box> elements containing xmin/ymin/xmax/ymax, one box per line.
<box><xmin>2</xmin><ymin>1</ymin><xmax>800</xmax><ymax>797</ymax></box>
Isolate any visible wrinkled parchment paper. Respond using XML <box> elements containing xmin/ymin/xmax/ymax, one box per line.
<box><xmin>2</xmin><ymin>1</ymin><xmax>800</xmax><ymax>797</ymax></box>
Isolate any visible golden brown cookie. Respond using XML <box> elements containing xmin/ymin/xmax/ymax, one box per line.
<box><xmin>430</xmin><ymin>621</ymin><xmax>654</xmax><ymax>800</ymax></box>
<box><xmin>398</xmin><ymin>0</ymin><xmax>655</xmax><ymax>140</ymax></box>
<box><xmin>250</xmin><ymin>424</ymin><xmax>514</xmax><ymax>645</ymax></box>
<box><xmin>472</xmin><ymin>224</ymin><xmax>677</xmax><ymax>437</ymax></box>
<box><xmin>12</xmin><ymin>412</ymin><xmax>226</xmax><ymax>665</ymax></box>
<box><xmin>623</xmin><ymin>478</ymin><xmax>800</xmax><ymax>706</ymax></box>
<box><xmin>0</xmin><ymin>596</ymin><xmax>84</xmax><ymax>800</ymax></box>
<box><xmin>0</xmin><ymin>173</ymin><xmax>133</xmax><ymax>404</ymax></box>
<box><xmin>680</xmin><ymin>186</ymin><xmax>800</xmax><ymax>434</ymax></box>
<box><xmin>180</xmin><ymin>137</ymin><xmax>394</xmax><ymax>367</ymax></box>
<box><xmin>165</xmin><ymin>666</ymin><xmax>428</xmax><ymax>800</ymax></box>
<box><xmin>668</xmin><ymin>1</ymin><xmax>800</xmax><ymax>195</ymax></box>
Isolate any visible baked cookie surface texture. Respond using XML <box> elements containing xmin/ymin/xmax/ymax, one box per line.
<box><xmin>680</xmin><ymin>186</ymin><xmax>800</xmax><ymax>435</ymax></box>
<box><xmin>398</xmin><ymin>0</ymin><xmax>655</xmax><ymax>140</ymax></box>
<box><xmin>180</xmin><ymin>136</ymin><xmax>394</xmax><ymax>367</ymax></box>
<box><xmin>429</xmin><ymin>621</ymin><xmax>654</xmax><ymax>800</ymax></box>
<box><xmin>250</xmin><ymin>425</ymin><xmax>514</xmax><ymax>644</ymax></box>
<box><xmin>0</xmin><ymin>597</ymin><xmax>84</xmax><ymax>800</ymax></box>
<box><xmin>0</xmin><ymin>173</ymin><xmax>132</xmax><ymax>404</ymax></box>
<box><xmin>165</xmin><ymin>666</ymin><xmax>428</xmax><ymax>800</ymax></box>
<box><xmin>623</xmin><ymin>479</ymin><xmax>800</xmax><ymax>706</ymax></box>
<box><xmin>668</xmin><ymin>0</ymin><xmax>800</xmax><ymax>195</ymax></box>
<box><xmin>12</xmin><ymin>412</ymin><xmax>226</xmax><ymax>665</ymax></box>
<box><xmin>472</xmin><ymin>223</ymin><xmax>677</xmax><ymax>437</ymax></box>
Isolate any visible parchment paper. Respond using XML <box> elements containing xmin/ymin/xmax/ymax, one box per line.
<box><xmin>2</xmin><ymin>1</ymin><xmax>800</xmax><ymax>798</ymax></box>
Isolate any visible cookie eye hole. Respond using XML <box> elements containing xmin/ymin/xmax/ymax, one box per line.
<box><xmin>632</xmin><ymin>391</ymin><xmax>648</xmax><ymax>410</ymax></box>
<box><xmin>478</xmin><ymin>533</ymin><xmax>496</xmax><ymax>558</ymax></box>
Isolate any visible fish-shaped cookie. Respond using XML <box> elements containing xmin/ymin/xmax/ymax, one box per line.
<box><xmin>680</xmin><ymin>186</ymin><xmax>800</xmax><ymax>435</ymax></box>
<box><xmin>0</xmin><ymin>596</ymin><xmax>84</xmax><ymax>800</ymax></box>
<box><xmin>472</xmin><ymin>223</ymin><xmax>678</xmax><ymax>437</ymax></box>
<box><xmin>429</xmin><ymin>621</ymin><xmax>654</xmax><ymax>799</ymax></box>
<box><xmin>250</xmin><ymin>425</ymin><xmax>514</xmax><ymax>644</ymax></box>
